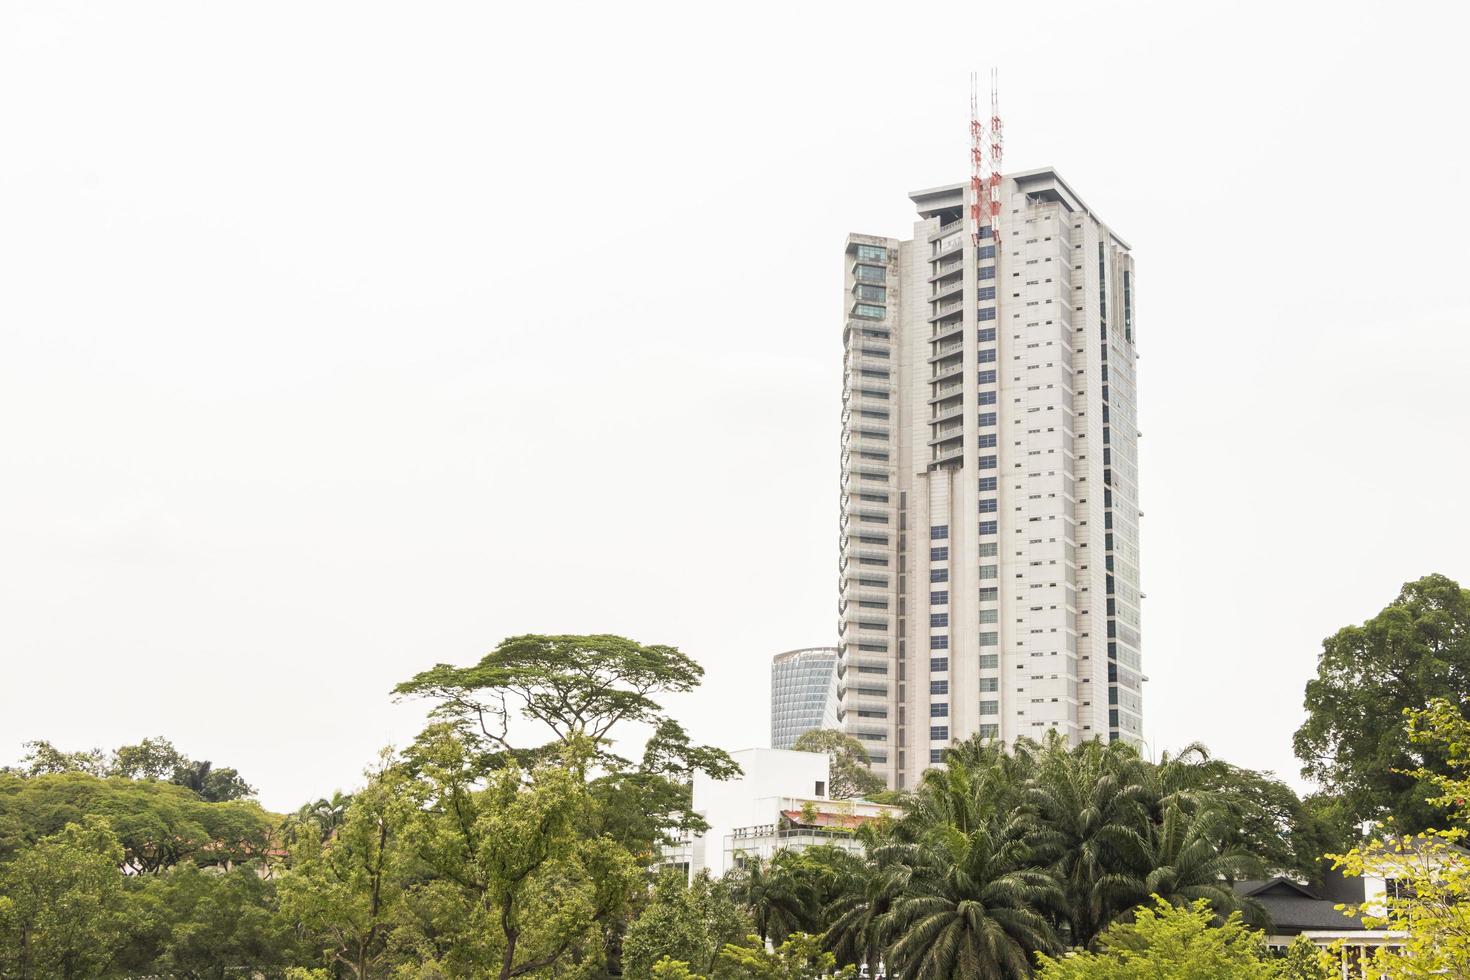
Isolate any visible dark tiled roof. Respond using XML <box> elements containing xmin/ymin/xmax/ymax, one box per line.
<box><xmin>1233</xmin><ymin>876</ymin><xmax>1368</xmax><ymax>935</ymax></box>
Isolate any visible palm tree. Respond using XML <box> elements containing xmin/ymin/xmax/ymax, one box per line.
<box><xmin>1131</xmin><ymin>803</ymin><xmax>1266</xmax><ymax>924</ymax></box>
<box><xmin>875</xmin><ymin>820</ymin><xmax>1061</xmax><ymax>979</ymax></box>
<box><xmin>728</xmin><ymin>851</ymin><xmax>817</xmax><ymax>945</ymax></box>
<box><xmin>1021</xmin><ymin>734</ymin><xmax>1152</xmax><ymax>949</ymax></box>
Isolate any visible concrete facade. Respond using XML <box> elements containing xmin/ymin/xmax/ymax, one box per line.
<box><xmin>657</xmin><ymin>747</ymin><xmax>899</xmax><ymax>880</ymax></box>
<box><xmin>837</xmin><ymin>169</ymin><xmax>1143</xmax><ymax>789</ymax></box>
<box><xmin>770</xmin><ymin>647</ymin><xmax>840</xmax><ymax>749</ymax></box>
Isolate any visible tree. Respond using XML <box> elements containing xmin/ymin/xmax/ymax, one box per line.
<box><xmin>110</xmin><ymin>736</ymin><xmax>187</xmax><ymax>780</ymax></box>
<box><xmin>395</xmin><ymin>634</ymin><xmax>708</xmax><ymax>763</ymax></box>
<box><xmin>128</xmin><ymin>863</ymin><xmax>299</xmax><ymax>978</ymax></box>
<box><xmin>171</xmin><ymin>758</ymin><xmax>256</xmax><ymax>803</ymax></box>
<box><xmin>16</xmin><ymin>740</ymin><xmax>106</xmax><ymax>776</ymax></box>
<box><xmin>587</xmin><ymin>718</ymin><xmax>742</xmax><ymax>855</ymax></box>
<box><xmin>1034</xmin><ymin>898</ymin><xmax>1281</xmax><ymax>980</ymax></box>
<box><xmin>790</xmin><ymin>729</ymin><xmax>885</xmax><ymax>800</ymax></box>
<box><xmin>622</xmin><ymin>870</ymin><xmax>751</xmax><ymax>979</ymax></box>
<box><xmin>713</xmin><ymin>932</ymin><xmax>856</xmax><ymax>979</ymax></box>
<box><xmin>12</xmin><ymin>735</ymin><xmax>257</xmax><ymax>802</ymax></box>
<box><xmin>277</xmin><ymin>753</ymin><xmax>417</xmax><ymax>979</ymax></box>
<box><xmin>1024</xmin><ymin>734</ymin><xmax>1151</xmax><ymax>948</ymax></box>
<box><xmin>1324</xmin><ymin>696</ymin><xmax>1470</xmax><ymax>978</ymax></box>
<box><xmin>1294</xmin><ymin>573</ymin><xmax>1470</xmax><ymax>831</ymax></box>
<box><xmin>1130</xmin><ymin>804</ymin><xmax>1265</xmax><ymax>924</ymax></box>
<box><xmin>875</xmin><ymin>824</ymin><xmax>1061</xmax><ymax>979</ymax></box>
<box><xmin>0</xmin><ymin>770</ymin><xmax>273</xmax><ymax>871</ymax></box>
<box><xmin>0</xmin><ymin>817</ymin><xmax>129</xmax><ymax>980</ymax></box>
<box><xmin>396</xmin><ymin>634</ymin><xmax>738</xmax><ymax>852</ymax></box>
<box><xmin>406</xmin><ymin>730</ymin><xmax>641</xmax><ymax>980</ymax></box>
<box><xmin>726</xmin><ymin>852</ymin><xmax>819</xmax><ymax>947</ymax></box>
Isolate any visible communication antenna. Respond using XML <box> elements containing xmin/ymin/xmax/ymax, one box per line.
<box><xmin>988</xmin><ymin>69</ymin><xmax>1003</xmax><ymax>250</ymax></box>
<box><xmin>970</xmin><ymin>72</ymin><xmax>985</xmax><ymax>247</ymax></box>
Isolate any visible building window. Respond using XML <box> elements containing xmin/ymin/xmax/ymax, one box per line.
<box><xmin>979</xmin><ymin>521</ymin><xmax>998</xmax><ymax>535</ymax></box>
<box><xmin>930</xmin><ymin>613</ymin><xmax>948</xmax><ymax>627</ymax></box>
<box><xmin>980</xmin><ymin>677</ymin><xmax>999</xmax><ymax>692</ymax></box>
<box><xmin>930</xmin><ymin>680</ymin><xmax>949</xmax><ymax>694</ymax></box>
<box><xmin>855</xmin><ymin>265</ymin><xmax>885</xmax><ymax>283</ymax></box>
<box><xmin>978</xmin><ymin>307</ymin><xmax>996</xmax><ymax>321</ymax></box>
<box><xmin>978</xmin><ymin>286</ymin><xmax>996</xmax><ymax>300</ymax></box>
<box><xmin>980</xmin><ymin>632</ymin><xmax>999</xmax><ymax>646</ymax></box>
<box><xmin>930</xmin><ymin>703</ymin><xmax>949</xmax><ymax>717</ymax></box>
<box><xmin>929</xmin><ymin>749</ymin><xmax>944</xmax><ymax>763</ymax></box>
<box><xmin>930</xmin><ymin>635</ymin><xmax>949</xmax><ymax>650</ymax></box>
<box><xmin>978</xmin><ymin>245</ymin><xmax>995</xmax><ymax>259</ymax></box>
<box><xmin>980</xmin><ymin>609</ymin><xmax>998</xmax><ymax>624</ymax></box>
<box><xmin>978</xmin><ymin>455</ymin><xmax>997</xmax><ymax>470</ymax></box>
<box><xmin>980</xmin><ymin>700</ymin><xmax>999</xmax><ymax>714</ymax></box>
<box><xmin>978</xmin><ymin>266</ymin><xmax>995</xmax><ymax>280</ymax></box>
<box><xmin>979</xmin><ymin>565</ymin><xmax>998</xmax><ymax>579</ymax></box>
<box><xmin>978</xmin><ymin>412</ymin><xmax>997</xmax><ymax>426</ymax></box>
<box><xmin>978</xmin><ymin>370</ymin><xmax>997</xmax><ymax>385</ymax></box>
<box><xmin>931</xmin><ymin>546</ymin><xmax>949</xmax><ymax>561</ymax></box>
<box><xmin>979</xmin><ymin>587</ymin><xmax>998</xmax><ymax>601</ymax></box>
<box><xmin>979</xmin><ymin>391</ymin><xmax>997</xmax><ymax>405</ymax></box>
<box><xmin>930</xmin><ymin>568</ymin><xmax>949</xmax><ymax>583</ymax></box>
<box><xmin>857</xmin><ymin>284</ymin><xmax>886</xmax><ymax>302</ymax></box>
<box><xmin>930</xmin><ymin>525</ymin><xmax>949</xmax><ymax>540</ymax></box>
<box><xmin>979</xmin><ymin>724</ymin><xmax>999</xmax><ymax>738</ymax></box>
<box><xmin>856</xmin><ymin>244</ymin><xmax>888</xmax><ymax>263</ymax></box>
<box><xmin>930</xmin><ymin>657</ymin><xmax>949</xmax><ymax>671</ymax></box>
<box><xmin>930</xmin><ymin>591</ymin><xmax>949</xmax><ymax>605</ymax></box>
<box><xmin>979</xmin><ymin>433</ymin><xmax>997</xmax><ymax>448</ymax></box>
<box><xmin>979</xmin><ymin>477</ymin><xmax>998</xmax><ymax>491</ymax></box>
<box><xmin>978</xmin><ymin>349</ymin><xmax>996</xmax><ymax>363</ymax></box>
<box><xmin>979</xmin><ymin>499</ymin><xmax>998</xmax><ymax>513</ymax></box>
<box><xmin>855</xmin><ymin>303</ymin><xmax>886</xmax><ymax>319</ymax></box>
<box><xmin>930</xmin><ymin>726</ymin><xmax>949</xmax><ymax>741</ymax></box>
<box><xmin>979</xmin><ymin>654</ymin><xmax>999</xmax><ymax>669</ymax></box>
<box><xmin>979</xmin><ymin>542</ymin><xmax>997</xmax><ymax>557</ymax></box>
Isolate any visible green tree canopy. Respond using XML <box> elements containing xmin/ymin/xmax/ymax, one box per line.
<box><xmin>622</xmin><ymin>870</ymin><xmax>751</xmax><ymax>979</ymax></box>
<box><xmin>0</xmin><ymin>771</ymin><xmax>273</xmax><ymax>871</ymax></box>
<box><xmin>1294</xmin><ymin>573</ymin><xmax>1470</xmax><ymax>831</ymax></box>
<box><xmin>789</xmin><ymin>729</ymin><xmax>885</xmax><ymax>800</ymax></box>
<box><xmin>395</xmin><ymin>634</ymin><xmax>707</xmax><ymax>760</ymax></box>
<box><xmin>0</xmin><ymin>817</ymin><xmax>130</xmax><ymax>980</ymax></box>
<box><xmin>11</xmin><ymin>735</ymin><xmax>256</xmax><ymax>803</ymax></box>
<box><xmin>1034</xmin><ymin>898</ymin><xmax>1281</xmax><ymax>980</ymax></box>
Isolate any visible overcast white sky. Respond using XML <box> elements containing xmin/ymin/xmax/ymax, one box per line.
<box><xmin>3</xmin><ymin>1</ymin><xmax>1467</xmax><ymax>812</ymax></box>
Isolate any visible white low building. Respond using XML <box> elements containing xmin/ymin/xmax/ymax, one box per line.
<box><xmin>658</xmin><ymin>747</ymin><xmax>899</xmax><ymax>880</ymax></box>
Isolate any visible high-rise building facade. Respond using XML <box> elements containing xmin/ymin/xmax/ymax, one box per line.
<box><xmin>837</xmin><ymin>168</ymin><xmax>1142</xmax><ymax>789</ymax></box>
<box><xmin>770</xmin><ymin>647</ymin><xmax>840</xmax><ymax>749</ymax></box>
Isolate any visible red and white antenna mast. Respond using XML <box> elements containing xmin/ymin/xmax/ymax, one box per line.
<box><xmin>970</xmin><ymin>73</ymin><xmax>986</xmax><ymax>247</ymax></box>
<box><xmin>988</xmin><ymin>69</ymin><xmax>1003</xmax><ymax>250</ymax></box>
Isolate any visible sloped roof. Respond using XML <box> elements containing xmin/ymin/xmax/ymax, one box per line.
<box><xmin>1233</xmin><ymin>877</ymin><xmax>1367</xmax><ymax>934</ymax></box>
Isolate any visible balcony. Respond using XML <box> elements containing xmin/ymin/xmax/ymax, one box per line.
<box><xmin>931</xmin><ymin>399</ymin><xmax>964</xmax><ymax>423</ymax></box>
<box><xmin>931</xmin><ymin>319</ymin><xmax>964</xmax><ymax>346</ymax></box>
<box><xmin>929</xmin><ymin>339</ymin><xmax>964</xmax><ymax>361</ymax></box>
<box><xmin>931</xmin><ymin>357</ymin><xmax>964</xmax><ymax>383</ymax></box>
<box><xmin>928</xmin><ymin>380</ymin><xmax>964</xmax><ymax>403</ymax></box>
<box><xmin>929</xmin><ymin>300</ymin><xmax>965</xmax><ymax>323</ymax></box>
<box><xmin>931</xmin><ymin>278</ymin><xmax>963</xmax><ymax>302</ymax></box>
<box><xmin>932</xmin><ymin>218</ymin><xmax>965</xmax><ymax>238</ymax></box>
<box><xmin>928</xmin><ymin>257</ymin><xmax>964</xmax><ymax>282</ymax></box>
<box><xmin>933</xmin><ymin>442</ymin><xmax>964</xmax><ymax>463</ymax></box>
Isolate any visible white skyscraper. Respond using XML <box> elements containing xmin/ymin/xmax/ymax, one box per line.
<box><xmin>837</xmin><ymin>168</ymin><xmax>1142</xmax><ymax>789</ymax></box>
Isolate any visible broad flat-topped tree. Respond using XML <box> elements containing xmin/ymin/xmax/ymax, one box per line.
<box><xmin>395</xmin><ymin>633</ymin><xmax>707</xmax><ymax>757</ymax></box>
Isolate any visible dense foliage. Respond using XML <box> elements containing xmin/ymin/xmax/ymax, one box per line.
<box><xmin>1294</xmin><ymin>573</ymin><xmax>1470</xmax><ymax>832</ymax></box>
<box><xmin>0</xmin><ymin>600</ymin><xmax>1453</xmax><ymax>977</ymax></box>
